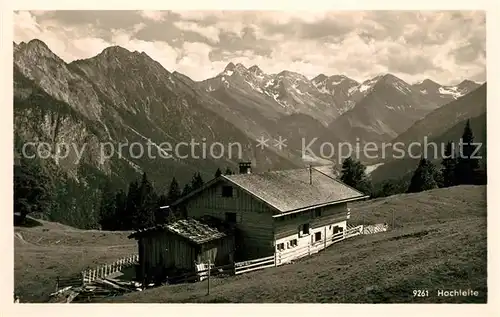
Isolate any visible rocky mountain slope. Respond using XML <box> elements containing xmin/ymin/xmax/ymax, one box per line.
<box><xmin>370</xmin><ymin>83</ymin><xmax>486</xmax><ymax>182</ymax></box>
<box><xmin>199</xmin><ymin>63</ymin><xmax>359</xmax><ymax>126</ymax></box>
<box><xmin>195</xmin><ymin>63</ymin><xmax>349</xmax><ymax>166</ymax></box>
<box><xmin>196</xmin><ymin>63</ymin><xmax>480</xmax><ymax>165</ymax></box>
<box><xmin>13</xmin><ymin>39</ymin><xmax>297</xmax><ymax>227</ymax></box>
<box><xmin>412</xmin><ymin>78</ymin><xmax>480</xmax><ymax>105</ymax></box>
<box><xmin>325</xmin><ymin>74</ymin><xmax>476</xmax><ymax>146</ymax></box>
<box><xmin>387</xmin><ymin>83</ymin><xmax>486</xmax><ymax>150</ymax></box>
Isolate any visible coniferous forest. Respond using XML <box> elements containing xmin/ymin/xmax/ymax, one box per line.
<box><xmin>14</xmin><ymin>155</ymin><xmax>234</xmax><ymax>230</ymax></box>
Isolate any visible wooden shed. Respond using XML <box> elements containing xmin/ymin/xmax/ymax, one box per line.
<box><xmin>128</xmin><ymin>217</ymin><xmax>235</xmax><ymax>285</ymax></box>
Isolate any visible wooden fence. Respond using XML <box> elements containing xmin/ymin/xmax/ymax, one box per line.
<box><xmin>195</xmin><ymin>262</ymin><xmax>215</xmax><ymax>281</ymax></box>
<box><xmin>81</xmin><ymin>254</ymin><xmax>139</xmax><ymax>285</ymax></box>
<box><xmin>362</xmin><ymin>223</ymin><xmax>389</xmax><ymax>235</ymax></box>
<box><xmin>165</xmin><ymin>263</ymin><xmax>235</xmax><ymax>285</ymax></box>
<box><xmin>234</xmin><ymin>255</ymin><xmax>275</xmax><ymax>275</ymax></box>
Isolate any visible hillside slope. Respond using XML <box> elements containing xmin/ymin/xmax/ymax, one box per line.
<box><xmin>14</xmin><ymin>218</ymin><xmax>137</xmax><ymax>302</ymax></box>
<box><xmin>102</xmin><ymin>185</ymin><xmax>486</xmax><ymax>303</ymax></box>
<box><xmin>371</xmin><ymin>114</ymin><xmax>486</xmax><ymax>183</ymax></box>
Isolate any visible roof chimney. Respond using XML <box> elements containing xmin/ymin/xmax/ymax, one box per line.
<box><xmin>239</xmin><ymin>162</ymin><xmax>252</xmax><ymax>174</ymax></box>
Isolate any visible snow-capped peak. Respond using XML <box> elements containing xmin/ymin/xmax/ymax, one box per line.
<box><xmin>234</xmin><ymin>63</ymin><xmax>247</xmax><ymax>73</ymax></box>
<box><xmin>248</xmin><ymin>65</ymin><xmax>263</xmax><ymax>76</ymax></box>
<box><xmin>348</xmin><ymin>76</ymin><xmax>380</xmax><ymax>96</ymax></box>
<box><xmin>219</xmin><ymin>62</ymin><xmax>248</xmax><ymax>77</ymax></box>
<box><xmin>277</xmin><ymin>70</ymin><xmax>309</xmax><ymax>82</ymax></box>
<box><xmin>224</xmin><ymin>62</ymin><xmax>236</xmax><ymax>72</ymax></box>
<box><xmin>219</xmin><ymin>62</ymin><xmax>236</xmax><ymax>76</ymax></box>
<box><xmin>438</xmin><ymin>86</ymin><xmax>464</xmax><ymax>99</ymax></box>
<box><xmin>312</xmin><ymin>74</ymin><xmax>328</xmax><ymax>84</ymax></box>
<box><xmin>412</xmin><ymin>78</ymin><xmax>480</xmax><ymax>100</ymax></box>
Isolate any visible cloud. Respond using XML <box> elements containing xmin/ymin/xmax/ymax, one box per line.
<box><xmin>139</xmin><ymin>10</ymin><xmax>169</xmax><ymax>22</ymax></box>
<box><xmin>175</xmin><ymin>42</ymin><xmax>223</xmax><ymax>79</ymax></box>
<box><xmin>14</xmin><ymin>10</ymin><xmax>486</xmax><ymax>85</ymax></box>
<box><xmin>110</xmin><ymin>29</ymin><xmax>179</xmax><ymax>71</ymax></box>
<box><xmin>173</xmin><ymin>21</ymin><xmax>221</xmax><ymax>43</ymax></box>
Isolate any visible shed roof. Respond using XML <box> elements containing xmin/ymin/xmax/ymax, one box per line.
<box><xmin>128</xmin><ymin>218</ymin><xmax>227</xmax><ymax>244</ymax></box>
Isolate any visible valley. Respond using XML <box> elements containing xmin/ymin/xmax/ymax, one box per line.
<box><xmin>11</xmin><ymin>10</ymin><xmax>488</xmax><ymax>308</ymax></box>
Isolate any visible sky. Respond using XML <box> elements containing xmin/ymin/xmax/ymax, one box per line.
<box><xmin>14</xmin><ymin>10</ymin><xmax>486</xmax><ymax>85</ymax></box>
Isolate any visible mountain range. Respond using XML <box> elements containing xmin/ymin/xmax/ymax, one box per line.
<box><xmin>13</xmin><ymin>39</ymin><xmax>486</xmax><ymax>226</ymax></box>
<box><xmin>370</xmin><ymin>82</ymin><xmax>487</xmax><ymax>183</ymax></box>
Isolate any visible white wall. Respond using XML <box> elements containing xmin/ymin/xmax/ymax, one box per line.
<box><xmin>274</xmin><ymin>219</ymin><xmax>347</xmax><ymax>262</ymax></box>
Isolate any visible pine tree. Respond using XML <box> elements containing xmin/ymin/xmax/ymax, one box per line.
<box><xmin>224</xmin><ymin>168</ymin><xmax>233</xmax><ymax>175</ymax></box>
<box><xmin>455</xmin><ymin>120</ymin><xmax>480</xmax><ymax>185</ymax></box>
<box><xmin>167</xmin><ymin>177</ymin><xmax>181</xmax><ymax>204</ymax></box>
<box><xmin>124</xmin><ymin>180</ymin><xmax>140</xmax><ymax>230</ymax></box>
<box><xmin>440</xmin><ymin>141</ymin><xmax>457</xmax><ymax>188</ymax></box>
<box><xmin>181</xmin><ymin>183</ymin><xmax>192</xmax><ymax>196</ymax></box>
<box><xmin>114</xmin><ymin>189</ymin><xmax>127</xmax><ymax>230</ymax></box>
<box><xmin>133</xmin><ymin>173</ymin><xmax>157</xmax><ymax>229</ymax></box>
<box><xmin>98</xmin><ymin>179</ymin><xmax>116</xmax><ymax>230</ymax></box>
<box><xmin>407</xmin><ymin>158</ymin><xmax>438</xmax><ymax>193</ymax></box>
<box><xmin>339</xmin><ymin>157</ymin><xmax>371</xmax><ymax>194</ymax></box>
<box><xmin>155</xmin><ymin>194</ymin><xmax>168</xmax><ymax>223</ymax></box>
<box><xmin>190</xmin><ymin>172</ymin><xmax>204</xmax><ymax>190</ymax></box>
<box><xmin>14</xmin><ymin>156</ymin><xmax>53</xmax><ymax>223</ymax></box>
<box><xmin>157</xmin><ymin>194</ymin><xmax>168</xmax><ymax>206</ymax></box>
<box><xmin>153</xmin><ymin>177</ymin><xmax>181</xmax><ymax>222</ymax></box>
<box><xmin>215</xmin><ymin>168</ymin><xmax>222</xmax><ymax>178</ymax></box>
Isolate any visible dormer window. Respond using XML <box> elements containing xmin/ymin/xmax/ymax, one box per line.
<box><xmin>313</xmin><ymin>209</ymin><xmax>322</xmax><ymax>218</ymax></box>
<box><xmin>222</xmin><ymin>185</ymin><xmax>233</xmax><ymax>197</ymax></box>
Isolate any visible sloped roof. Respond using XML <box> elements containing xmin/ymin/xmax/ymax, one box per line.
<box><xmin>128</xmin><ymin>218</ymin><xmax>226</xmax><ymax>244</ymax></box>
<box><xmin>167</xmin><ymin>166</ymin><xmax>368</xmax><ymax>214</ymax></box>
<box><xmin>222</xmin><ymin>167</ymin><xmax>367</xmax><ymax>213</ymax></box>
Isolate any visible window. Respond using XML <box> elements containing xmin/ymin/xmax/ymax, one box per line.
<box><xmin>290</xmin><ymin>239</ymin><xmax>298</xmax><ymax>247</ymax></box>
<box><xmin>303</xmin><ymin>223</ymin><xmax>310</xmax><ymax>234</ymax></box>
<box><xmin>314</xmin><ymin>232</ymin><xmax>322</xmax><ymax>242</ymax></box>
<box><xmin>225</xmin><ymin>212</ymin><xmax>237</xmax><ymax>223</ymax></box>
<box><xmin>289</xmin><ymin>213</ymin><xmax>298</xmax><ymax>219</ymax></box>
<box><xmin>333</xmin><ymin>226</ymin><xmax>344</xmax><ymax>241</ymax></box>
<box><xmin>299</xmin><ymin>223</ymin><xmax>310</xmax><ymax>236</ymax></box>
<box><xmin>222</xmin><ymin>186</ymin><xmax>233</xmax><ymax>197</ymax></box>
<box><xmin>276</xmin><ymin>242</ymin><xmax>285</xmax><ymax>251</ymax></box>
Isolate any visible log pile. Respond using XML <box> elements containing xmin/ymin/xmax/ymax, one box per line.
<box><xmin>49</xmin><ymin>278</ymin><xmax>142</xmax><ymax>303</ymax></box>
